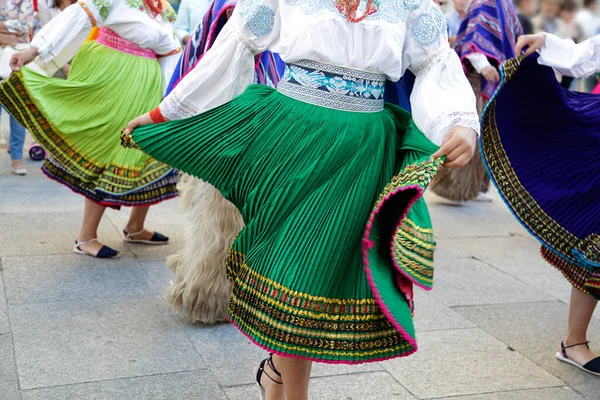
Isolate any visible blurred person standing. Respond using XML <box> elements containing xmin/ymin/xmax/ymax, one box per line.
<box><xmin>37</xmin><ymin>0</ymin><xmax>76</xmax><ymax>78</ymax></box>
<box><xmin>575</xmin><ymin>0</ymin><xmax>599</xmax><ymax>39</ymax></box>
<box><xmin>174</xmin><ymin>0</ymin><xmax>211</xmax><ymax>45</ymax></box>
<box><xmin>446</xmin><ymin>0</ymin><xmax>468</xmax><ymax>47</ymax></box>
<box><xmin>516</xmin><ymin>0</ymin><xmax>538</xmax><ymax>34</ymax></box>
<box><xmin>38</xmin><ymin>0</ymin><xmax>76</xmax><ymax>26</ymax></box>
<box><xmin>430</xmin><ymin>0</ymin><xmax>522</xmax><ymax>203</ymax></box>
<box><xmin>533</xmin><ymin>0</ymin><xmax>569</xmax><ymax>38</ymax></box>
<box><xmin>558</xmin><ymin>0</ymin><xmax>581</xmax><ymax>88</ymax></box>
<box><xmin>1</xmin><ymin>0</ymin><xmax>34</xmax><ymax>175</ymax></box>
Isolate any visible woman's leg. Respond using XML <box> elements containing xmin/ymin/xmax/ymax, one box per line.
<box><xmin>563</xmin><ymin>286</ymin><xmax>598</xmax><ymax>365</ymax></box>
<box><xmin>77</xmin><ymin>198</ymin><xmax>108</xmax><ymax>255</ymax></box>
<box><xmin>9</xmin><ymin>115</ymin><xmax>26</xmax><ymax>171</ymax></box>
<box><xmin>273</xmin><ymin>355</ymin><xmax>312</xmax><ymax>400</ymax></box>
<box><xmin>125</xmin><ymin>206</ymin><xmax>155</xmax><ymax>240</ymax></box>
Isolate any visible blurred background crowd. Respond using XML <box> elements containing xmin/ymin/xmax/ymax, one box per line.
<box><xmin>444</xmin><ymin>0</ymin><xmax>600</xmax><ymax>91</ymax></box>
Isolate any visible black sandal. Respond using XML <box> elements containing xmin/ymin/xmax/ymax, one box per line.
<box><xmin>255</xmin><ymin>354</ymin><xmax>283</xmax><ymax>400</ymax></box>
<box><xmin>556</xmin><ymin>341</ymin><xmax>600</xmax><ymax>376</ymax></box>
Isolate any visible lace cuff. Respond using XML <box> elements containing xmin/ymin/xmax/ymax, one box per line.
<box><xmin>159</xmin><ymin>90</ymin><xmax>198</xmax><ymax>121</ymax></box>
<box><xmin>427</xmin><ymin>111</ymin><xmax>481</xmax><ymax>146</ymax></box>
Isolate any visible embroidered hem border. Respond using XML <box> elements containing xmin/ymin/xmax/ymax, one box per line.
<box><xmin>480</xmin><ymin>57</ymin><xmax>600</xmax><ymax>274</ymax></box>
<box><xmin>0</xmin><ymin>72</ymin><xmax>176</xmax><ymax>202</ymax></box>
<box><xmin>225</xmin><ymin>249</ymin><xmax>415</xmax><ymax>364</ymax></box>
<box><xmin>42</xmin><ymin>159</ymin><xmax>178</xmax><ymax>207</ymax></box>
<box><xmin>541</xmin><ymin>247</ymin><xmax>600</xmax><ymax>300</ymax></box>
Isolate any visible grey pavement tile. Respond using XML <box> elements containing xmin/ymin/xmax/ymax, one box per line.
<box><xmin>454</xmin><ymin>302</ymin><xmax>600</xmax><ymax>392</ymax></box>
<box><xmin>0</xmin><ymin>271</ymin><xmax>10</xmax><ymax>334</ymax></box>
<box><xmin>2</xmin><ymin>254</ymin><xmax>156</xmax><ymax>305</ymax></box>
<box><xmin>224</xmin><ymin>371</ymin><xmax>416</xmax><ymax>400</ymax></box>
<box><xmin>435</xmin><ymin>387</ymin><xmax>585</xmax><ymax>400</ymax></box>
<box><xmin>185</xmin><ymin>323</ymin><xmax>382</xmax><ymax>387</ymax></box>
<box><xmin>517</xmin><ymin>268</ymin><xmax>575</xmax><ymax>304</ymax></box>
<box><xmin>0</xmin><ymin>181</ymin><xmax>81</xmax><ymax>214</ymax></box>
<box><xmin>413</xmin><ymin>290</ymin><xmax>477</xmax><ymax>332</ymax></box>
<box><xmin>21</xmin><ymin>370</ymin><xmax>227</xmax><ymax>400</ymax></box>
<box><xmin>572</xmin><ymin>383</ymin><xmax>600</xmax><ymax>400</ymax></box>
<box><xmin>0</xmin><ymin>212</ymin><xmax>125</xmax><ymax>257</ymax></box>
<box><xmin>0</xmin><ymin>334</ymin><xmax>21</xmax><ymax>400</ymax></box>
<box><xmin>382</xmin><ymin>328</ymin><xmax>563</xmax><ymax>399</ymax></box>
<box><xmin>9</xmin><ymin>296</ymin><xmax>204</xmax><ymax>389</ymax></box>
<box><xmin>140</xmin><ymin>261</ymin><xmax>174</xmax><ymax>295</ymax></box>
<box><xmin>430</xmin><ymin>257</ymin><xmax>554</xmax><ymax>307</ymax></box>
<box><xmin>435</xmin><ymin>236</ymin><xmax>550</xmax><ymax>276</ymax></box>
<box><xmin>425</xmin><ymin>191</ymin><xmax>528</xmax><ymax>239</ymax></box>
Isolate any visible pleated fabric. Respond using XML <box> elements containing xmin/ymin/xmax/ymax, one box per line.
<box><xmin>0</xmin><ymin>40</ymin><xmax>178</xmax><ymax>207</ymax></box>
<box><xmin>127</xmin><ymin>85</ymin><xmax>442</xmax><ymax>364</ymax></box>
<box><xmin>481</xmin><ymin>55</ymin><xmax>600</xmax><ymax>300</ymax></box>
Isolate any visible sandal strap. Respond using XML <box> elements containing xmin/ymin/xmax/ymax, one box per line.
<box><xmin>75</xmin><ymin>238</ymin><xmax>98</xmax><ymax>247</ymax></box>
<box><xmin>564</xmin><ymin>341</ymin><xmax>590</xmax><ymax>350</ymax></box>
<box><xmin>561</xmin><ymin>341</ymin><xmax>590</xmax><ymax>358</ymax></box>
<box><xmin>267</xmin><ymin>354</ymin><xmax>282</xmax><ymax>378</ymax></box>
<box><xmin>256</xmin><ymin>356</ymin><xmax>283</xmax><ymax>386</ymax></box>
<box><xmin>123</xmin><ymin>229</ymin><xmax>145</xmax><ymax>239</ymax></box>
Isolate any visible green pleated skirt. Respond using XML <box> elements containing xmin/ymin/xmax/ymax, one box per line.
<box><xmin>0</xmin><ymin>40</ymin><xmax>178</xmax><ymax>207</ymax></box>
<box><xmin>128</xmin><ymin>84</ymin><xmax>443</xmax><ymax>363</ymax></box>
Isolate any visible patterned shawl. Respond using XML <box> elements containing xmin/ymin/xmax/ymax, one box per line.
<box><xmin>454</xmin><ymin>0</ymin><xmax>523</xmax><ymax>99</ymax></box>
<box><xmin>166</xmin><ymin>0</ymin><xmax>284</xmax><ymax>95</ymax></box>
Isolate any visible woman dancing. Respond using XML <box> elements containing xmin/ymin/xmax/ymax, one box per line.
<box><xmin>430</xmin><ymin>0</ymin><xmax>522</xmax><ymax>203</ymax></box>
<box><xmin>481</xmin><ymin>32</ymin><xmax>600</xmax><ymax>376</ymax></box>
<box><xmin>125</xmin><ymin>0</ymin><xmax>479</xmax><ymax>397</ymax></box>
<box><xmin>3</xmin><ymin>0</ymin><xmax>181</xmax><ymax>258</ymax></box>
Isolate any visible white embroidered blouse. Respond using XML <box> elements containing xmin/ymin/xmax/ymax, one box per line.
<box><xmin>539</xmin><ymin>33</ymin><xmax>600</xmax><ymax>78</ymax></box>
<box><xmin>29</xmin><ymin>0</ymin><xmax>181</xmax><ymax>89</ymax></box>
<box><xmin>160</xmin><ymin>0</ymin><xmax>480</xmax><ymax>145</ymax></box>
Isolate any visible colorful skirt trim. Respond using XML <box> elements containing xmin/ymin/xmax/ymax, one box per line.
<box><xmin>125</xmin><ymin>60</ymin><xmax>442</xmax><ymax>363</ymax></box>
<box><xmin>480</xmin><ymin>55</ymin><xmax>600</xmax><ymax>299</ymax></box>
<box><xmin>0</xmin><ymin>40</ymin><xmax>177</xmax><ymax>207</ymax></box>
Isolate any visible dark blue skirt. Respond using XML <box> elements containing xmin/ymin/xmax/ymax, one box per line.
<box><xmin>481</xmin><ymin>55</ymin><xmax>600</xmax><ymax>299</ymax></box>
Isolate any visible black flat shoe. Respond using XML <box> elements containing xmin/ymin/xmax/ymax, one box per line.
<box><xmin>123</xmin><ymin>229</ymin><xmax>169</xmax><ymax>245</ymax></box>
<box><xmin>73</xmin><ymin>239</ymin><xmax>120</xmax><ymax>259</ymax></box>
<box><xmin>556</xmin><ymin>341</ymin><xmax>600</xmax><ymax>377</ymax></box>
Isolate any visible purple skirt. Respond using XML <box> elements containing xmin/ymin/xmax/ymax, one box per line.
<box><xmin>481</xmin><ymin>55</ymin><xmax>600</xmax><ymax>299</ymax></box>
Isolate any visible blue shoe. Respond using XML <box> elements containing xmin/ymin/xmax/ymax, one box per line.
<box><xmin>73</xmin><ymin>239</ymin><xmax>120</xmax><ymax>259</ymax></box>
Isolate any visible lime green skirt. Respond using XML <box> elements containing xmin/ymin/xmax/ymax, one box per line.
<box><xmin>129</xmin><ymin>85</ymin><xmax>442</xmax><ymax>363</ymax></box>
<box><xmin>0</xmin><ymin>40</ymin><xmax>177</xmax><ymax>207</ymax></box>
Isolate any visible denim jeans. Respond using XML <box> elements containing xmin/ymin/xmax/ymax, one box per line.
<box><xmin>4</xmin><ymin>107</ymin><xmax>26</xmax><ymax>161</ymax></box>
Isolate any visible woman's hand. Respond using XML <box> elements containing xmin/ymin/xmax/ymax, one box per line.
<box><xmin>432</xmin><ymin>126</ymin><xmax>477</xmax><ymax>168</ymax></box>
<box><xmin>10</xmin><ymin>47</ymin><xmax>39</xmax><ymax>71</ymax></box>
<box><xmin>481</xmin><ymin>66</ymin><xmax>500</xmax><ymax>83</ymax></box>
<box><xmin>515</xmin><ymin>33</ymin><xmax>547</xmax><ymax>58</ymax></box>
<box><xmin>123</xmin><ymin>112</ymin><xmax>153</xmax><ymax>136</ymax></box>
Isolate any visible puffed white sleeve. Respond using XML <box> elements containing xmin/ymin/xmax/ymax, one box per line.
<box><xmin>402</xmin><ymin>0</ymin><xmax>480</xmax><ymax>146</ymax></box>
<box><xmin>158</xmin><ymin>0</ymin><xmax>280</xmax><ymax>121</ymax></box>
<box><xmin>538</xmin><ymin>33</ymin><xmax>600</xmax><ymax>78</ymax></box>
<box><xmin>31</xmin><ymin>0</ymin><xmax>112</xmax><ymax>64</ymax></box>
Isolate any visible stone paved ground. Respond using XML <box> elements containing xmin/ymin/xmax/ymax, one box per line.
<box><xmin>1</xmin><ymin>150</ymin><xmax>599</xmax><ymax>400</ymax></box>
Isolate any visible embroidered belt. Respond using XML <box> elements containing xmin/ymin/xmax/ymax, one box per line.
<box><xmin>96</xmin><ymin>27</ymin><xmax>157</xmax><ymax>59</ymax></box>
<box><xmin>277</xmin><ymin>60</ymin><xmax>386</xmax><ymax>113</ymax></box>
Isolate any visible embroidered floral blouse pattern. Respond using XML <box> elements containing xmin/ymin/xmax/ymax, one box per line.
<box><xmin>0</xmin><ymin>0</ymin><xmax>34</xmax><ymax>43</ymax></box>
<box><xmin>92</xmin><ymin>0</ymin><xmax>112</xmax><ymax>20</ymax></box>
<box><xmin>124</xmin><ymin>0</ymin><xmax>177</xmax><ymax>23</ymax></box>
